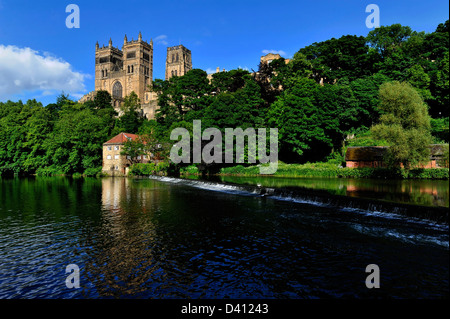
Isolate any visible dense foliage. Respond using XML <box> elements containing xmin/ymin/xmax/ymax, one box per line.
<box><xmin>0</xmin><ymin>21</ymin><xmax>448</xmax><ymax>176</ymax></box>
<box><xmin>0</xmin><ymin>91</ymin><xmax>144</xmax><ymax>176</ymax></box>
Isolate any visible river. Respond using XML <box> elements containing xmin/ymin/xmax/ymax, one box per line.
<box><xmin>0</xmin><ymin>176</ymin><xmax>448</xmax><ymax>299</ymax></box>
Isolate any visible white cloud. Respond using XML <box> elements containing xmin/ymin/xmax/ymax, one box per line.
<box><xmin>0</xmin><ymin>45</ymin><xmax>87</xmax><ymax>101</ymax></box>
<box><xmin>262</xmin><ymin>49</ymin><xmax>287</xmax><ymax>56</ymax></box>
<box><xmin>154</xmin><ymin>34</ymin><xmax>168</xmax><ymax>45</ymax></box>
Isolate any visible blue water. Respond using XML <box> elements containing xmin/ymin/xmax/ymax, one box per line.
<box><xmin>0</xmin><ymin>177</ymin><xmax>448</xmax><ymax>299</ymax></box>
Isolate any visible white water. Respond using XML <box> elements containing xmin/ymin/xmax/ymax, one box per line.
<box><xmin>146</xmin><ymin>175</ymin><xmax>449</xmax><ymax>247</ymax></box>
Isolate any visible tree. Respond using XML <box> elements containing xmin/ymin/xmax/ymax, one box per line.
<box><xmin>114</xmin><ymin>91</ymin><xmax>144</xmax><ymax>134</ymax></box>
<box><xmin>371</xmin><ymin>81</ymin><xmax>433</xmax><ymax>168</ymax></box>
<box><xmin>121</xmin><ymin>133</ymin><xmax>169</xmax><ymax>163</ymax></box>
<box><xmin>366</xmin><ymin>24</ymin><xmax>413</xmax><ymax>58</ymax></box>
<box><xmin>94</xmin><ymin>90</ymin><xmax>112</xmax><ymax>109</ymax></box>
<box><xmin>349</xmin><ymin>72</ymin><xmax>391</xmax><ymax>127</ymax></box>
<box><xmin>428</xmin><ymin>51</ymin><xmax>449</xmax><ymax>117</ymax></box>
<box><xmin>211</xmin><ymin>68</ymin><xmax>249</xmax><ymax>93</ymax></box>
<box><xmin>42</xmin><ymin>102</ymin><xmax>112</xmax><ymax>175</ymax></box>
<box><xmin>298</xmin><ymin>35</ymin><xmax>380</xmax><ymax>83</ymax></box>
<box><xmin>267</xmin><ymin>78</ymin><xmax>342</xmax><ymax>162</ymax></box>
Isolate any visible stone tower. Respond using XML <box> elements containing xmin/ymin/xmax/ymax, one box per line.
<box><xmin>165</xmin><ymin>45</ymin><xmax>192</xmax><ymax>80</ymax></box>
<box><xmin>94</xmin><ymin>32</ymin><xmax>153</xmax><ymax>108</ymax></box>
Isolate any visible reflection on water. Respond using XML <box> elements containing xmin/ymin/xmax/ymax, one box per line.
<box><xmin>216</xmin><ymin>176</ymin><xmax>449</xmax><ymax>207</ymax></box>
<box><xmin>0</xmin><ymin>177</ymin><xmax>448</xmax><ymax>299</ymax></box>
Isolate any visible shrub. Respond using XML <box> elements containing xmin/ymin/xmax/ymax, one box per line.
<box><xmin>180</xmin><ymin>164</ymin><xmax>200</xmax><ymax>175</ymax></box>
<box><xmin>35</xmin><ymin>167</ymin><xmax>65</xmax><ymax>176</ymax></box>
<box><xmin>128</xmin><ymin>161</ymin><xmax>173</xmax><ymax>176</ymax></box>
<box><xmin>83</xmin><ymin>167</ymin><xmax>103</xmax><ymax>177</ymax></box>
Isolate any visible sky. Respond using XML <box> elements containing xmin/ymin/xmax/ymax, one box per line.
<box><xmin>0</xmin><ymin>0</ymin><xmax>448</xmax><ymax>105</ymax></box>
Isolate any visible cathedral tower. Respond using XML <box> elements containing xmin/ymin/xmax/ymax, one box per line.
<box><xmin>165</xmin><ymin>45</ymin><xmax>192</xmax><ymax>80</ymax></box>
<box><xmin>94</xmin><ymin>32</ymin><xmax>153</xmax><ymax>108</ymax></box>
<box><xmin>122</xmin><ymin>31</ymin><xmax>153</xmax><ymax>103</ymax></box>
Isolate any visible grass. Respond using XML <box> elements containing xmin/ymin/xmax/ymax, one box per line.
<box><xmin>218</xmin><ymin>161</ymin><xmax>449</xmax><ymax>180</ymax></box>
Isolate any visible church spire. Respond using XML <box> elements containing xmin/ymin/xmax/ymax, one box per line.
<box><xmin>138</xmin><ymin>31</ymin><xmax>142</xmax><ymax>42</ymax></box>
<box><xmin>108</xmin><ymin>38</ymin><xmax>112</xmax><ymax>48</ymax></box>
<box><xmin>124</xmin><ymin>34</ymin><xmax>127</xmax><ymax>45</ymax></box>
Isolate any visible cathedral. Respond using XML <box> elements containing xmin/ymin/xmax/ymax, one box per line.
<box><xmin>79</xmin><ymin>32</ymin><xmax>192</xmax><ymax>119</ymax></box>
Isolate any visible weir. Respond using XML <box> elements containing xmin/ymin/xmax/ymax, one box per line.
<box><xmin>147</xmin><ymin>176</ymin><xmax>449</xmax><ymax>225</ymax></box>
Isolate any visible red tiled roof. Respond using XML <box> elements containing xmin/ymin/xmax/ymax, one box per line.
<box><xmin>104</xmin><ymin>132</ymin><xmax>140</xmax><ymax>145</ymax></box>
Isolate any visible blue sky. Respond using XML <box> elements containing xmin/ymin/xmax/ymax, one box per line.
<box><xmin>0</xmin><ymin>0</ymin><xmax>448</xmax><ymax>105</ymax></box>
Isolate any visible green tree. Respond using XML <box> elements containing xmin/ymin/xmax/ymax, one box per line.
<box><xmin>94</xmin><ymin>90</ymin><xmax>113</xmax><ymax>109</ymax></box>
<box><xmin>267</xmin><ymin>78</ymin><xmax>342</xmax><ymax>162</ymax></box>
<box><xmin>114</xmin><ymin>91</ymin><xmax>144</xmax><ymax>134</ymax></box>
<box><xmin>366</xmin><ymin>24</ymin><xmax>413</xmax><ymax>58</ymax></box>
<box><xmin>371</xmin><ymin>81</ymin><xmax>433</xmax><ymax>168</ymax></box>
<box><xmin>299</xmin><ymin>35</ymin><xmax>380</xmax><ymax>83</ymax></box>
<box><xmin>43</xmin><ymin>103</ymin><xmax>111</xmax><ymax>174</ymax></box>
<box><xmin>121</xmin><ymin>133</ymin><xmax>169</xmax><ymax>163</ymax></box>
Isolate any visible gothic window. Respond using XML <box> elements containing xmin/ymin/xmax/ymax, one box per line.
<box><xmin>105</xmin><ymin>70</ymin><xmax>108</xmax><ymax>77</ymax></box>
<box><xmin>172</xmin><ymin>54</ymin><xmax>175</xmax><ymax>63</ymax></box>
<box><xmin>101</xmin><ymin>70</ymin><xmax>104</xmax><ymax>77</ymax></box>
<box><xmin>112</xmin><ymin>81</ymin><xmax>122</xmax><ymax>98</ymax></box>
<box><xmin>176</xmin><ymin>53</ymin><xmax>179</xmax><ymax>62</ymax></box>
<box><xmin>174</xmin><ymin>70</ymin><xmax>177</xmax><ymax>76</ymax></box>
<box><xmin>131</xmin><ymin>65</ymin><xmax>134</xmax><ymax>73</ymax></box>
<box><xmin>171</xmin><ymin>70</ymin><xmax>174</xmax><ymax>77</ymax></box>
<box><xmin>128</xmin><ymin>66</ymin><xmax>130</xmax><ymax>73</ymax></box>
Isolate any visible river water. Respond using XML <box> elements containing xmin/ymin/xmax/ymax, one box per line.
<box><xmin>0</xmin><ymin>176</ymin><xmax>448</xmax><ymax>299</ymax></box>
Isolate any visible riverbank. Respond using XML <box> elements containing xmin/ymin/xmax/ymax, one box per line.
<box><xmin>125</xmin><ymin>161</ymin><xmax>449</xmax><ymax>180</ymax></box>
<box><xmin>3</xmin><ymin>161</ymin><xmax>448</xmax><ymax>180</ymax></box>
<box><xmin>193</xmin><ymin>162</ymin><xmax>449</xmax><ymax>180</ymax></box>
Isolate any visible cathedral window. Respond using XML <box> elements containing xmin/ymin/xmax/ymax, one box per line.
<box><xmin>131</xmin><ymin>65</ymin><xmax>134</xmax><ymax>73</ymax></box>
<box><xmin>112</xmin><ymin>81</ymin><xmax>123</xmax><ymax>98</ymax></box>
<box><xmin>128</xmin><ymin>66</ymin><xmax>130</xmax><ymax>73</ymax></box>
<box><xmin>176</xmin><ymin>53</ymin><xmax>179</xmax><ymax>62</ymax></box>
<box><xmin>102</xmin><ymin>70</ymin><xmax>104</xmax><ymax>77</ymax></box>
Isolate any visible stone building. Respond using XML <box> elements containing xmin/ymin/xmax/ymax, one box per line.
<box><xmin>102</xmin><ymin>132</ymin><xmax>151</xmax><ymax>176</ymax></box>
<box><xmin>260</xmin><ymin>52</ymin><xmax>290</xmax><ymax>65</ymax></box>
<box><xmin>345</xmin><ymin>145</ymin><xmax>448</xmax><ymax>168</ymax></box>
<box><xmin>79</xmin><ymin>33</ymin><xmax>192</xmax><ymax>119</ymax></box>
<box><xmin>165</xmin><ymin>45</ymin><xmax>192</xmax><ymax>80</ymax></box>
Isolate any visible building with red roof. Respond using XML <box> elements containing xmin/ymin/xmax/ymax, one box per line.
<box><xmin>102</xmin><ymin>132</ymin><xmax>150</xmax><ymax>176</ymax></box>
